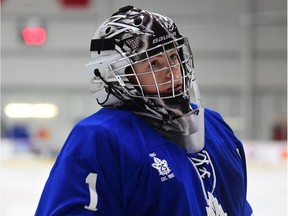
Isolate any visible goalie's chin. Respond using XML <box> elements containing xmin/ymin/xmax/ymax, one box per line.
<box><xmin>167</xmin><ymin>84</ymin><xmax>183</xmax><ymax>94</ymax></box>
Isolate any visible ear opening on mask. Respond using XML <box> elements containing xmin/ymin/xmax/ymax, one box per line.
<box><xmin>90</xmin><ymin>38</ymin><xmax>116</xmax><ymax>54</ymax></box>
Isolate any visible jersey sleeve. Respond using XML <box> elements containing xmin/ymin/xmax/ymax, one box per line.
<box><xmin>35</xmin><ymin>155</ymin><xmax>123</xmax><ymax>216</ymax></box>
<box><xmin>35</xmin><ymin>119</ymin><xmax>124</xmax><ymax>216</ymax></box>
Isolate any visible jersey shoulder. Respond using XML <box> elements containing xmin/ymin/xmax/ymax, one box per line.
<box><xmin>191</xmin><ymin>103</ymin><xmax>243</xmax><ymax>153</ymax></box>
<box><xmin>77</xmin><ymin>107</ymin><xmax>138</xmax><ymax>128</ymax></box>
<box><xmin>204</xmin><ymin>107</ymin><xmax>236</xmax><ymax>140</ymax></box>
<box><xmin>57</xmin><ymin>108</ymin><xmax>167</xmax><ymax>162</ymax></box>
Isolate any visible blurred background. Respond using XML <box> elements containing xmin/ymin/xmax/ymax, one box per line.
<box><xmin>1</xmin><ymin>0</ymin><xmax>287</xmax><ymax>215</ymax></box>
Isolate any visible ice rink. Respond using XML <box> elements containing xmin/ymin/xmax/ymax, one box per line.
<box><xmin>1</xmin><ymin>141</ymin><xmax>287</xmax><ymax>216</ymax></box>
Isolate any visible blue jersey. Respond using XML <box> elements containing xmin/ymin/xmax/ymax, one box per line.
<box><xmin>35</xmin><ymin>107</ymin><xmax>253</xmax><ymax>216</ymax></box>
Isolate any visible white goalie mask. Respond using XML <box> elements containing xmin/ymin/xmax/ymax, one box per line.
<box><xmin>85</xmin><ymin>5</ymin><xmax>205</xmax><ymax>153</ymax></box>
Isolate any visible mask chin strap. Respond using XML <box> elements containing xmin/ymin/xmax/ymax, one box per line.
<box><xmin>93</xmin><ymin>69</ymin><xmax>127</xmax><ymax>105</ymax></box>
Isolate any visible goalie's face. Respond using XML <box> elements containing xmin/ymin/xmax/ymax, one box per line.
<box><xmin>131</xmin><ymin>49</ymin><xmax>183</xmax><ymax>97</ymax></box>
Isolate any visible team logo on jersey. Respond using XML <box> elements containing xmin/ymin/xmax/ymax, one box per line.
<box><xmin>206</xmin><ymin>192</ymin><xmax>227</xmax><ymax>216</ymax></box>
<box><xmin>150</xmin><ymin>152</ymin><xmax>175</xmax><ymax>182</ymax></box>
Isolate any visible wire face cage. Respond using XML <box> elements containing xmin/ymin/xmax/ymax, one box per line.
<box><xmin>109</xmin><ymin>37</ymin><xmax>194</xmax><ymax>100</ymax></box>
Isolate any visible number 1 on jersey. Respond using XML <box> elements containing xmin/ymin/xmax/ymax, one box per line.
<box><xmin>84</xmin><ymin>173</ymin><xmax>98</xmax><ymax>211</ymax></box>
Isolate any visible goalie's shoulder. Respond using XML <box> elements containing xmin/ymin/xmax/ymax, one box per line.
<box><xmin>75</xmin><ymin>108</ymin><xmax>139</xmax><ymax>130</ymax></box>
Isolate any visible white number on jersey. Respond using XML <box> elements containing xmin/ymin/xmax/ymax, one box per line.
<box><xmin>84</xmin><ymin>173</ymin><xmax>98</xmax><ymax>211</ymax></box>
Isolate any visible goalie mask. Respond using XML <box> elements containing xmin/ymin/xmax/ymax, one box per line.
<box><xmin>85</xmin><ymin>5</ymin><xmax>205</xmax><ymax>153</ymax></box>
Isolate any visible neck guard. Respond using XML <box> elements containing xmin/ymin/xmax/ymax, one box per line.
<box><xmin>119</xmin><ymin>96</ymin><xmax>205</xmax><ymax>153</ymax></box>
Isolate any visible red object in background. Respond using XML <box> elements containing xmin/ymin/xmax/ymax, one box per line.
<box><xmin>37</xmin><ymin>128</ymin><xmax>51</xmax><ymax>140</ymax></box>
<box><xmin>21</xmin><ymin>27</ymin><xmax>46</xmax><ymax>46</ymax></box>
<box><xmin>59</xmin><ymin>0</ymin><xmax>90</xmax><ymax>8</ymax></box>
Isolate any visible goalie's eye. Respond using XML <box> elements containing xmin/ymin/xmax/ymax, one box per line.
<box><xmin>169</xmin><ymin>53</ymin><xmax>178</xmax><ymax>64</ymax></box>
<box><xmin>170</xmin><ymin>53</ymin><xmax>178</xmax><ymax>62</ymax></box>
<box><xmin>150</xmin><ymin>60</ymin><xmax>160</xmax><ymax>69</ymax></box>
